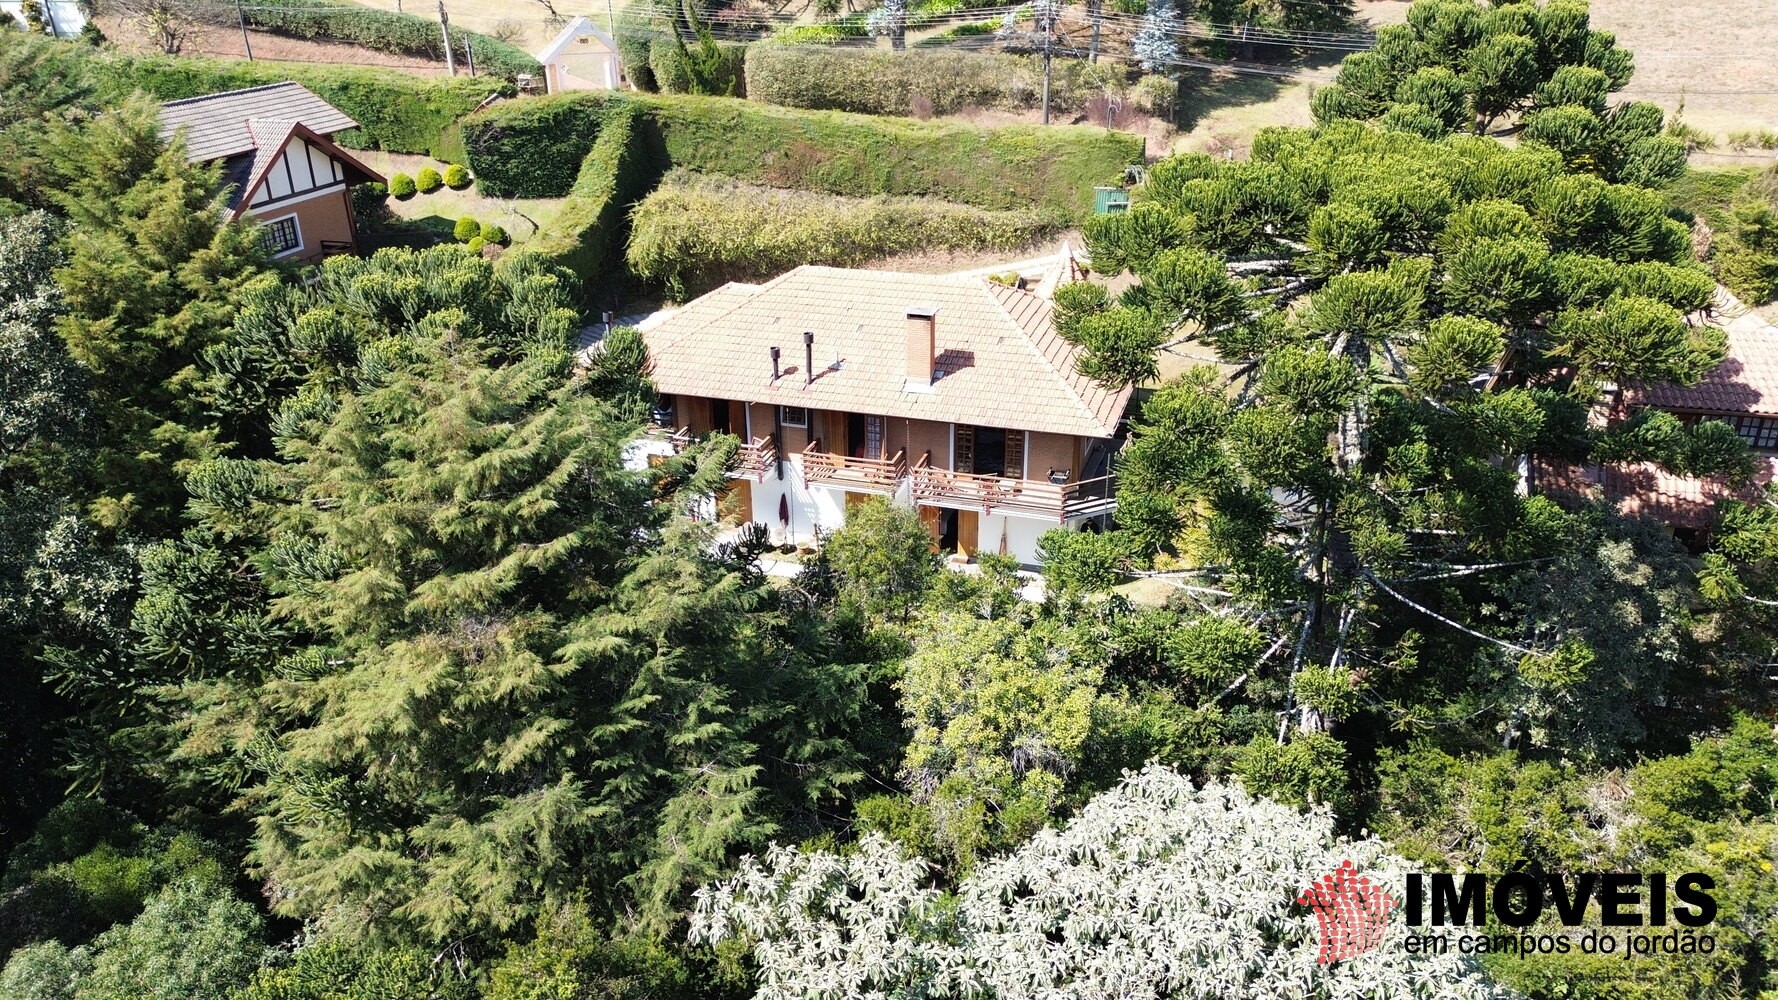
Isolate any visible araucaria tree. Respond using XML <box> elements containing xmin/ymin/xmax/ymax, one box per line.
<box><xmin>1081</xmin><ymin>118</ymin><xmax>1729</xmax><ymax>762</ymax></box>
<box><xmin>1312</xmin><ymin>0</ymin><xmax>1687</xmax><ymax>187</ymax></box>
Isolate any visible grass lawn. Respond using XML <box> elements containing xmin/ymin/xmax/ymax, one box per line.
<box><xmin>353</xmin><ymin>149</ymin><xmax>568</xmax><ymax>243</ymax></box>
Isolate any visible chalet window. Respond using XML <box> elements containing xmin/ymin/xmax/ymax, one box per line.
<box><xmin>259</xmin><ymin>215</ymin><xmax>302</xmax><ymax>257</ymax></box>
<box><xmin>780</xmin><ymin>406</ymin><xmax>808</xmax><ymax>428</ymax></box>
<box><xmin>1726</xmin><ymin>414</ymin><xmax>1778</xmax><ymax>450</ymax></box>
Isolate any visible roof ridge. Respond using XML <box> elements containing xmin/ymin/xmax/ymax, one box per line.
<box><xmin>160</xmin><ymin>80</ymin><xmax>300</xmax><ymax>108</ymax></box>
<box><xmin>982</xmin><ymin>279</ymin><xmax>1113</xmax><ymax>435</ymax></box>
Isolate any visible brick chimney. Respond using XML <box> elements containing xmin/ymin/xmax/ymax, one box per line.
<box><xmin>906</xmin><ymin>306</ymin><xmax>937</xmax><ymax>384</ymax></box>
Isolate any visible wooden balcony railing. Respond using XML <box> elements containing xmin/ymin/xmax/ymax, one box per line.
<box><xmin>910</xmin><ymin>452</ymin><xmax>1116</xmax><ymax>521</ymax></box>
<box><xmin>801</xmin><ymin>439</ymin><xmax>906</xmax><ymax>494</ymax></box>
<box><xmin>732</xmin><ymin>435</ymin><xmax>778</xmax><ymax>481</ymax></box>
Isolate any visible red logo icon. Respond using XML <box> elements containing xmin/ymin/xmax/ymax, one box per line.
<box><xmin>1297</xmin><ymin>860</ymin><xmax>1397</xmax><ymax>964</ymax></box>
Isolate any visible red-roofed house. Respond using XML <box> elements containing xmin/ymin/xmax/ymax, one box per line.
<box><xmin>641</xmin><ymin>264</ymin><xmax>1134</xmax><ymax>563</ymax></box>
<box><xmin>158</xmin><ymin>82</ymin><xmax>385</xmax><ymax>263</ymax></box>
<box><xmin>1544</xmin><ymin>293</ymin><xmax>1778</xmax><ymax>532</ymax></box>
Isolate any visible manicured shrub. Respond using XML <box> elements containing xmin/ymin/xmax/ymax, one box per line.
<box><xmin>478</xmin><ymin>222</ymin><xmax>508</xmax><ymax>245</ymax></box>
<box><xmin>389</xmin><ymin>172</ymin><xmax>416</xmax><ymax>198</ymax></box>
<box><xmin>461</xmin><ymin>92</ymin><xmax>629</xmax><ymax>198</ymax></box>
<box><xmin>626</xmin><ymin>173</ymin><xmax>1059</xmax><ymax>298</ymax></box>
<box><xmin>232</xmin><ymin>0</ymin><xmax>539</xmax><ymax>80</ymax></box>
<box><xmin>453</xmin><ymin>215</ymin><xmax>480</xmax><ymax>241</ymax></box>
<box><xmin>518</xmin><ymin>102</ymin><xmax>654</xmax><ymax>293</ymax></box>
<box><xmin>644</xmin><ymin>94</ymin><xmax>1141</xmax><ymax>216</ymax></box>
<box><xmin>743</xmin><ymin>46</ymin><xmax>1127</xmax><ymax>117</ymax></box>
<box><xmin>416</xmin><ymin>167</ymin><xmax>443</xmax><ymax>193</ymax></box>
<box><xmin>466</xmin><ymin>236</ymin><xmax>487</xmax><ymax>253</ymax></box>
<box><xmin>443</xmin><ymin>163</ymin><xmax>471</xmax><ymax>189</ymax></box>
<box><xmin>650</xmin><ymin>37</ymin><xmax>746</xmax><ymax>96</ymax></box>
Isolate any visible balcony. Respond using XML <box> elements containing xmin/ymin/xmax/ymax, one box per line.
<box><xmin>910</xmin><ymin>452</ymin><xmax>1116</xmax><ymax>522</ymax></box>
<box><xmin>801</xmin><ymin>439</ymin><xmax>907</xmax><ymax>495</ymax></box>
<box><xmin>659</xmin><ymin>426</ymin><xmax>778</xmax><ymax>481</ymax></box>
<box><xmin>732</xmin><ymin>435</ymin><xmax>778</xmax><ymax>480</ymax></box>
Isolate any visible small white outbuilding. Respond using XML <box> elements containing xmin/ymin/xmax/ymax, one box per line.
<box><xmin>535</xmin><ymin>16</ymin><xmax>626</xmax><ymax>93</ymax></box>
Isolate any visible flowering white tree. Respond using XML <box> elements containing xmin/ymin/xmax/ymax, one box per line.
<box><xmin>690</xmin><ymin>766</ymin><xmax>1511</xmax><ymax>1000</ymax></box>
<box><xmin>1133</xmin><ymin>0</ymin><xmax>1180</xmax><ymax>72</ymax></box>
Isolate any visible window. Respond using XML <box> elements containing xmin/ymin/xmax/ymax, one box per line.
<box><xmin>1727</xmin><ymin>414</ymin><xmax>1778</xmax><ymax>450</ymax></box>
<box><xmin>780</xmin><ymin>406</ymin><xmax>808</xmax><ymax>428</ymax></box>
<box><xmin>259</xmin><ymin>215</ymin><xmax>302</xmax><ymax>257</ymax></box>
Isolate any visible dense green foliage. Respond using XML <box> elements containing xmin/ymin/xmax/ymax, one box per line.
<box><xmin>742</xmin><ymin>45</ymin><xmax>1127</xmax><ymax>117</ymax></box>
<box><xmin>517</xmin><ymin>102</ymin><xmax>653</xmax><ymax>294</ymax></box>
<box><xmin>2</xmin><ymin>7</ymin><xmax>1777</xmax><ymax>1000</ymax></box>
<box><xmin>1312</xmin><ymin>0</ymin><xmax>1685</xmax><ymax>187</ymax></box>
<box><xmin>231</xmin><ymin>0</ymin><xmax>539</xmax><ymax>80</ymax></box>
<box><xmin>460</xmin><ymin>91</ymin><xmax>1142</xmax><ymax>216</ymax></box>
<box><xmin>0</xmin><ymin>31</ymin><xmax>500</xmax><ymax>159</ymax></box>
<box><xmin>460</xmin><ymin>92</ymin><xmax>632</xmax><ymax>199</ymax></box>
<box><xmin>625</xmin><ymin>173</ymin><xmax>1060</xmax><ymax>298</ymax></box>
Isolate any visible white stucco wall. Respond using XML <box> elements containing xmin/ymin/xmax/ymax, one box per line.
<box><xmin>729</xmin><ymin>455</ymin><xmax>1113</xmax><ymax>566</ymax></box>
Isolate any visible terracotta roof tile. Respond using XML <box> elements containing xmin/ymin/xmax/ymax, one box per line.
<box><xmin>643</xmin><ymin>266</ymin><xmax>1132</xmax><ymax>439</ymax></box>
<box><xmin>1635</xmin><ymin>308</ymin><xmax>1778</xmax><ymax>416</ymax></box>
<box><xmin>1537</xmin><ymin>456</ymin><xmax>1777</xmax><ymax>529</ymax></box>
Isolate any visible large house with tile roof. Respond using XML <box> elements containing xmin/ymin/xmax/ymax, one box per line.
<box><xmin>1542</xmin><ymin>293</ymin><xmax>1778</xmax><ymax>534</ymax></box>
<box><xmin>641</xmin><ymin>264</ymin><xmax>1134</xmax><ymax>564</ymax></box>
<box><xmin>158</xmin><ymin>82</ymin><xmax>385</xmax><ymax>264</ymax></box>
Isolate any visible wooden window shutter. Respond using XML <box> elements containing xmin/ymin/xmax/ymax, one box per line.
<box><xmin>1005</xmin><ymin>430</ymin><xmax>1027</xmax><ymax>480</ymax></box>
<box><xmin>954</xmin><ymin>425</ymin><xmax>974</xmax><ymax>473</ymax></box>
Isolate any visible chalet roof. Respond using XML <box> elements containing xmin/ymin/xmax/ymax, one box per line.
<box><xmin>643</xmin><ymin>266</ymin><xmax>1133</xmax><ymax>439</ymax></box>
<box><xmin>1540</xmin><ymin>456</ymin><xmax>1778</xmax><ymax>530</ymax></box>
<box><xmin>536</xmin><ymin>15</ymin><xmax>616</xmax><ymax>63</ymax></box>
<box><xmin>158</xmin><ymin>82</ymin><xmax>358</xmax><ymax>162</ymax></box>
<box><xmin>1634</xmin><ymin>301</ymin><xmax>1778</xmax><ymax>417</ymax></box>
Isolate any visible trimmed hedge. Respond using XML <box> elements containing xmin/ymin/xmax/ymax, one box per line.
<box><xmin>460</xmin><ymin>91</ymin><xmax>1142</xmax><ymax>216</ymax></box>
<box><xmin>519</xmin><ymin>101</ymin><xmax>654</xmax><ymax>294</ymax></box>
<box><xmin>648</xmin><ymin>37</ymin><xmax>746</xmax><ymax>96</ymax></box>
<box><xmin>461</xmin><ymin>92</ymin><xmax>630</xmax><ymax>198</ymax></box>
<box><xmin>234</xmin><ymin>0</ymin><xmax>539</xmax><ymax>80</ymax></box>
<box><xmin>626</xmin><ymin>172</ymin><xmax>1061</xmax><ymax>298</ymax></box>
<box><xmin>643</xmin><ymin>94</ymin><xmax>1142</xmax><ymax>216</ymax></box>
<box><xmin>743</xmin><ymin>46</ymin><xmax>1127</xmax><ymax>117</ymax></box>
<box><xmin>82</xmin><ymin>51</ymin><xmax>505</xmax><ymax>157</ymax></box>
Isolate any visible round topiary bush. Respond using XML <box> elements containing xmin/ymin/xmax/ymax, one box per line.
<box><xmin>389</xmin><ymin>173</ymin><xmax>416</xmax><ymax>198</ymax></box>
<box><xmin>454</xmin><ymin>216</ymin><xmax>480</xmax><ymax>241</ymax></box>
<box><xmin>444</xmin><ymin>164</ymin><xmax>471</xmax><ymax>189</ymax></box>
<box><xmin>466</xmin><ymin>236</ymin><xmax>487</xmax><ymax>253</ymax></box>
<box><xmin>416</xmin><ymin>167</ymin><xmax>443</xmax><ymax>193</ymax></box>
<box><xmin>478</xmin><ymin>222</ymin><xmax>508</xmax><ymax>245</ymax></box>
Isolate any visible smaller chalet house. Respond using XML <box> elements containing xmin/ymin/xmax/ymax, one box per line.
<box><xmin>642</xmin><ymin>265</ymin><xmax>1134</xmax><ymax>565</ymax></box>
<box><xmin>1545</xmin><ymin>298</ymin><xmax>1778</xmax><ymax>534</ymax></box>
<box><xmin>158</xmin><ymin>83</ymin><xmax>385</xmax><ymax>263</ymax></box>
<box><xmin>534</xmin><ymin>16</ymin><xmax>625</xmax><ymax>93</ymax></box>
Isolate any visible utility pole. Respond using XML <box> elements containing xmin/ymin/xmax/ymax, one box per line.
<box><xmin>236</xmin><ymin>0</ymin><xmax>255</xmax><ymax>60</ymax></box>
<box><xmin>438</xmin><ymin>0</ymin><xmax>456</xmax><ymax>76</ymax></box>
<box><xmin>1039</xmin><ymin>3</ymin><xmax>1054</xmax><ymax>125</ymax></box>
<box><xmin>466</xmin><ymin>37</ymin><xmax>476</xmax><ymax>75</ymax></box>
<box><xmin>605</xmin><ymin>0</ymin><xmax>616</xmax><ymax>38</ymax></box>
<box><xmin>1088</xmin><ymin>0</ymin><xmax>1100</xmax><ymax>62</ymax></box>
